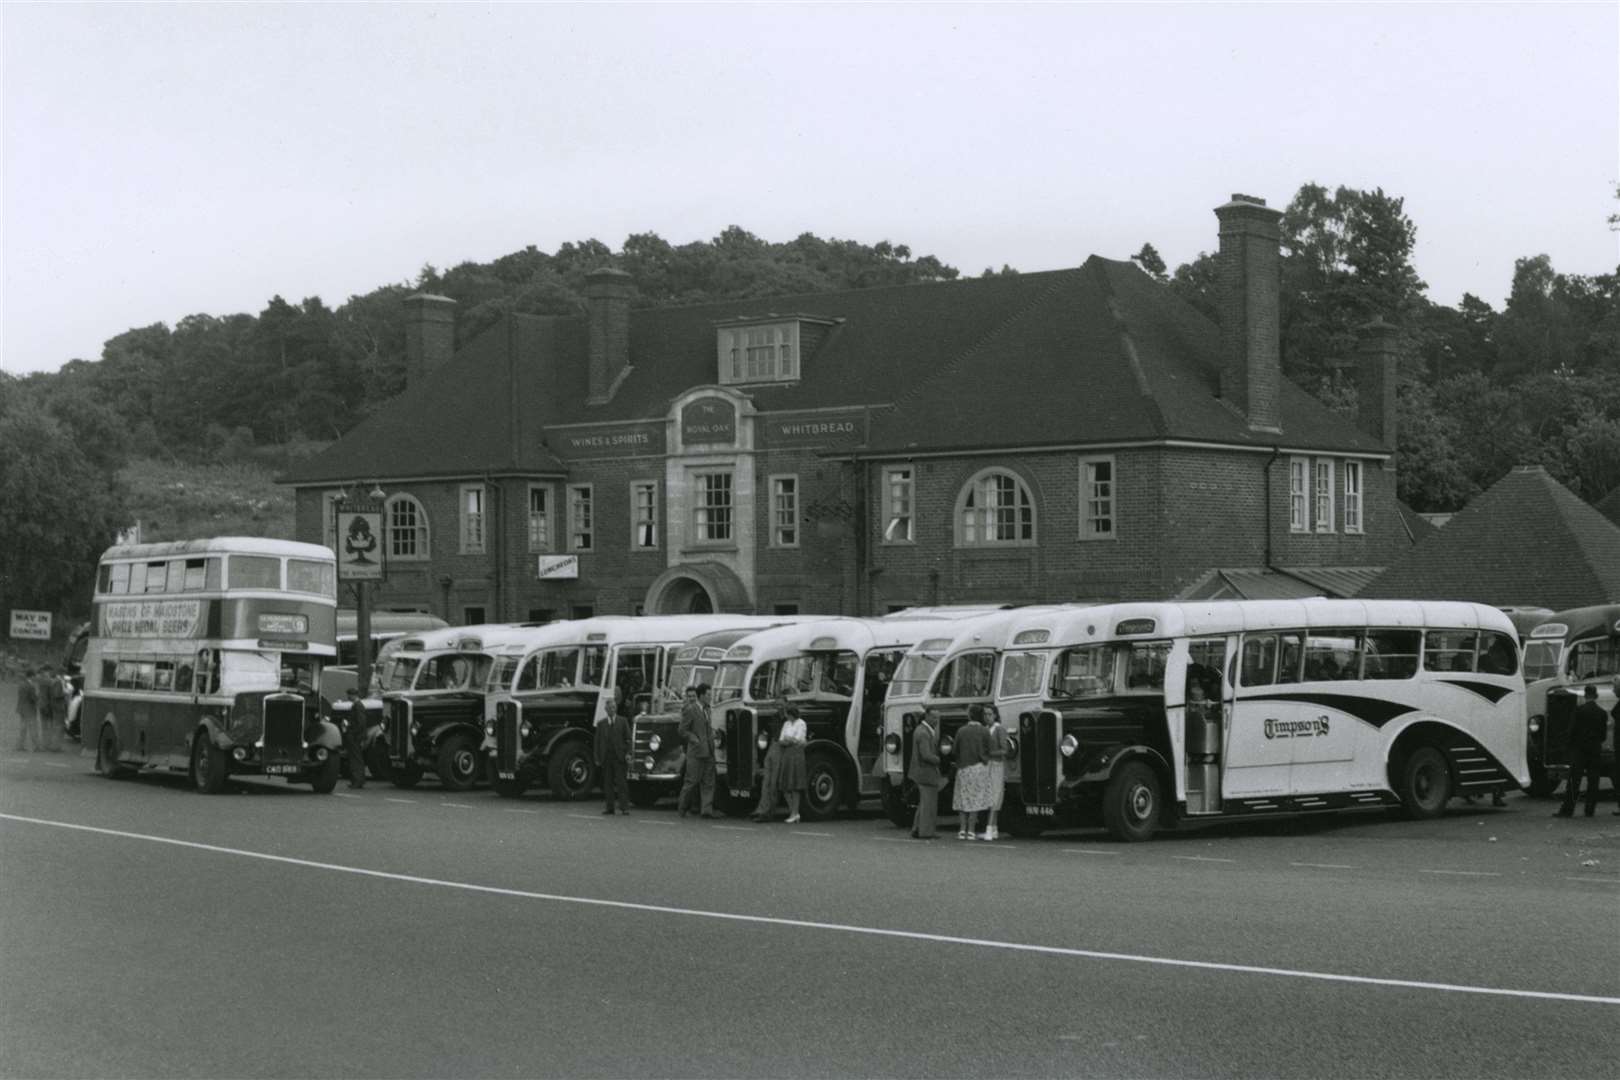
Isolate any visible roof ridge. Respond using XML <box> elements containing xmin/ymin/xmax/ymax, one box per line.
<box><xmin>877</xmin><ymin>269</ymin><xmax>1081</xmax><ymax>424</ymax></box>
<box><xmin>1092</xmin><ymin>260</ymin><xmax>1169</xmax><ymax>437</ymax></box>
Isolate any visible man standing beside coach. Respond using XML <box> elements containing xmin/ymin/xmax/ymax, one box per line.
<box><xmin>677</xmin><ymin>684</ymin><xmax>717</xmax><ymax>819</ymax></box>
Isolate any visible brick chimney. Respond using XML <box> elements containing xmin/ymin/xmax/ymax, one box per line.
<box><xmin>403</xmin><ymin>293</ymin><xmax>456</xmax><ymax>388</ymax></box>
<box><xmin>586</xmin><ymin>268</ymin><xmax>635</xmax><ymax>404</ymax></box>
<box><xmin>1356</xmin><ymin>317</ymin><xmax>1399</xmax><ymax>452</ymax></box>
<box><xmin>1214</xmin><ymin>194</ymin><xmax>1283</xmax><ymax>433</ymax></box>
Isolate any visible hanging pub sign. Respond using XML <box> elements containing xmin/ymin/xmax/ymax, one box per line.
<box><xmin>680</xmin><ymin>397</ymin><xmax>736</xmax><ymax>446</ymax></box>
<box><xmin>336</xmin><ymin>504</ymin><xmax>385</xmax><ymax>581</ymax></box>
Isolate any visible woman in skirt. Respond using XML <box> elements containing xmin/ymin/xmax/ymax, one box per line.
<box><xmin>951</xmin><ymin>704</ymin><xmax>993</xmax><ymax>839</ymax></box>
<box><xmin>776</xmin><ymin>702</ymin><xmax>808</xmax><ymax>824</ymax></box>
<box><xmin>982</xmin><ymin>705</ymin><xmax>1010</xmax><ymax>840</ymax></box>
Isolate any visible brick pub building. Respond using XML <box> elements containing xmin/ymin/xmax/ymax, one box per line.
<box><xmin>280</xmin><ymin>194</ymin><xmax>1408</xmax><ymax>622</ymax></box>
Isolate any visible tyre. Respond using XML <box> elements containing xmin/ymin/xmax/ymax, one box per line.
<box><xmin>436</xmin><ymin>733</ymin><xmax>481</xmax><ymax>792</ymax></box>
<box><xmin>546</xmin><ymin>741</ymin><xmax>596</xmax><ymax>801</ymax></box>
<box><xmin>1398</xmin><ymin>745</ymin><xmax>1451</xmax><ymax>819</ymax></box>
<box><xmin>880</xmin><ymin>779</ymin><xmax>916</xmax><ymax>828</ymax></box>
<box><xmin>628</xmin><ymin>782</ymin><xmax>663</xmax><ymax>809</ymax></box>
<box><xmin>96</xmin><ymin>724</ymin><xmax>131</xmax><ymax>779</ymax></box>
<box><xmin>309</xmin><ymin>751</ymin><xmax>341</xmax><ymax>794</ymax></box>
<box><xmin>802</xmin><ymin>750</ymin><xmax>846</xmax><ymax>821</ymax></box>
<box><xmin>189</xmin><ymin>732</ymin><xmax>228</xmax><ymax>794</ymax></box>
<box><xmin>390</xmin><ymin>760</ymin><xmax>423</xmax><ymax>789</ymax></box>
<box><xmin>1101</xmin><ymin>760</ymin><xmax>1162</xmax><ymax>842</ymax></box>
<box><xmin>487</xmin><ymin>759</ymin><xmax>529</xmax><ymax>798</ymax></box>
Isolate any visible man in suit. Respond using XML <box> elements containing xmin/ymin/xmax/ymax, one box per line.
<box><xmin>12</xmin><ymin>668</ymin><xmax>40</xmax><ymax>752</ymax></box>
<box><xmin>341</xmin><ymin>686</ymin><xmax>368</xmax><ymax>789</ymax></box>
<box><xmin>596</xmin><ymin>686</ymin><xmax>632</xmax><ymax>815</ymax></box>
<box><xmin>38</xmin><ymin>665</ymin><xmax>65</xmax><ymax>752</ymax></box>
<box><xmin>678</xmin><ymin>683</ymin><xmax>717</xmax><ymax>819</ymax></box>
<box><xmin>1557</xmin><ymin>685</ymin><xmax>1608</xmax><ymax>818</ymax></box>
<box><xmin>908</xmin><ymin>711</ymin><xmax>943</xmax><ymax>839</ymax></box>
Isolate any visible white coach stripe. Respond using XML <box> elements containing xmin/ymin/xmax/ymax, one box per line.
<box><xmin>2</xmin><ymin>812</ymin><xmax>1615</xmax><ymax>1007</ymax></box>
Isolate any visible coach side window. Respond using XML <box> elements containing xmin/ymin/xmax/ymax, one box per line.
<box><xmin>1240</xmin><ymin>635</ymin><xmax>1278</xmax><ymax>685</ymax></box>
<box><xmin>1276</xmin><ymin>633</ymin><xmax>1304</xmax><ymax>684</ymax></box>
<box><xmin>1476</xmin><ymin>632</ymin><xmax>1518</xmax><ymax>677</ymax></box>
<box><xmin>1361</xmin><ymin>630</ymin><xmax>1420</xmax><ymax>680</ymax></box>
<box><xmin>1423</xmin><ymin>631</ymin><xmax>1477</xmax><ymax>673</ymax></box>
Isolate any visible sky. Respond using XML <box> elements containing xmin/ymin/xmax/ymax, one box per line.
<box><xmin>2</xmin><ymin>2</ymin><xmax>1616</xmax><ymax>376</ymax></box>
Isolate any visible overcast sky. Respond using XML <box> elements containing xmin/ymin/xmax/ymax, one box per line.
<box><xmin>3</xmin><ymin>2</ymin><xmax>1615</xmax><ymax>376</ymax></box>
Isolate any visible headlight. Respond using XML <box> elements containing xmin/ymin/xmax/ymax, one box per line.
<box><xmin>232</xmin><ymin>747</ymin><xmax>248</xmax><ymax>761</ymax></box>
<box><xmin>484</xmin><ymin>720</ymin><xmax>495</xmax><ymax>736</ymax></box>
<box><xmin>520</xmin><ymin>721</ymin><xmax>532</xmax><ymax>737</ymax></box>
<box><xmin>410</xmin><ymin>722</ymin><xmax>420</xmax><ymax>736</ymax></box>
<box><xmin>940</xmin><ymin>736</ymin><xmax>954</xmax><ymax>756</ymax></box>
<box><xmin>315</xmin><ymin>747</ymin><xmax>329</xmax><ymax>761</ymax></box>
<box><xmin>754</xmin><ymin>732</ymin><xmax>768</xmax><ymax>750</ymax></box>
<box><xmin>648</xmin><ymin>734</ymin><xmax>661</xmax><ymax>752</ymax></box>
<box><xmin>1528</xmin><ymin>715</ymin><xmax>1542</xmax><ymax>733</ymax></box>
<box><xmin>644</xmin><ymin>756</ymin><xmax>656</xmax><ymax>770</ymax></box>
<box><xmin>884</xmin><ymin>733</ymin><xmax>901</xmax><ymax>754</ymax></box>
<box><xmin>1060</xmin><ymin>734</ymin><xmax>1079</xmax><ymax>757</ymax></box>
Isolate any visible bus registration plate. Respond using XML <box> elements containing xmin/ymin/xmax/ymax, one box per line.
<box><xmin>264</xmin><ymin>764</ymin><xmax>301</xmax><ymax>775</ymax></box>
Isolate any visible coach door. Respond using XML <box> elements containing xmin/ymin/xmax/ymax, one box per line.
<box><xmin>1182</xmin><ymin>637</ymin><xmax>1230</xmax><ymax>815</ymax></box>
<box><xmin>1223</xmin><ymin>632</ymin><xmax>1300</xmax><ymax>799</ymax></box>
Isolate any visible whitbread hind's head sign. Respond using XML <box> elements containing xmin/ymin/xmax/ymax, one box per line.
<box><xmin>336</xmin><ymin>506</ymin><xmax>385</xmax><ymax>581</ymax></box>
<box><xmin>537</xmin><ymin>555</ymin><xmax>579</xmax><ymax>580</ymax></box>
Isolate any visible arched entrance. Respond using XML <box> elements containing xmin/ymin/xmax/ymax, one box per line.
<box><xmin>644</xmin><ymin>562</ymin><xmax>751</xmax><ymax>615</ymax></box>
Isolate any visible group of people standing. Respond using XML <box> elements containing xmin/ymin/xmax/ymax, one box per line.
<box><xmin>907</xmin><ymin>703</ymin><xmax>1008</xmax><ymax>840</ymax></box>
<box><xmin>1555</xmin><ymin>677</ymin><xmax>1620</xmax><ymax>819</ymax></box>
<box><xmin>11</xmin><ymin>665</ymin><xmax>69</xmax><ymax>754</ymax></box>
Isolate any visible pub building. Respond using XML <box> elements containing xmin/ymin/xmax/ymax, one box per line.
<box><xmin>280</xmin><ymin>194</ymin><xmax>1409</xmax><ymax>623</ymax></box>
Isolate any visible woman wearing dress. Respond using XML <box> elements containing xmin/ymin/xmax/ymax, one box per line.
<box><xmin>951</xmin><ymin>705</ymin><xmax>992</xmax><ymax>839</ymax></box>
<box><xmin>776</xmin><ymin>703</ymin><xmax>808</xmax><ymax>824</ymax></box>
<box><xmin>982</xmin><ymin>705</ymin><xmax>1010</xmax><ymax>841</ymax></box>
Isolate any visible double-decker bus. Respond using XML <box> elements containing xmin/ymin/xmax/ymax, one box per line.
<box><xmin>83</xmin><ymin>537</ymin><xmax>341</xmax><ymax>794</ymax></box>
<box><xmin>879</xmin><ymin>605</ymin><xmax>1082</xmax><ymax>826</ymax></box>
<box><xmin>1524</xmin><ymin>604</ymin><xmax>1620</xmax><ymax>796</ymax></box>
<box><xmin>378</xmin><ymin>624</ymin><xmax>540</xmax><ymax>790</ymax></box>
<box><xmin>483</xmin><ymin>615</ymin><xmax>756</xmax><ymax>800</ymax></box>
<box><xmin>715</xmin><ymin>612</ymin><xmax>1004</xmax><ymax>820</ymax></box>
<box><xmin>1008</xmin><ymin>599</ymin><xmax>1527</xmax><ymax>841</ymax></box>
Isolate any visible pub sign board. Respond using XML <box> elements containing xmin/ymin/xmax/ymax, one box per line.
<box><xmin>336</xmin><ymin>506</ymin><xmax>385</xmax><ymax>581</ymax></box>
<box><xmin>757</xmin><ymin>408</ymin><xmax>866</xmax><ymax>449</ymax></box>
<box><xmin>552</xmin><ymin>421</ymin><xmax>666</xmax><ymax>459</ymax></box>
<box><xmin>537</xmin><ymin>554</ymin><xmax>580</xmax><ymax>579</ymax></box>
<box><xmin>680</xmin><ymin>397</ymin><xmax>737</xmax><ymax>446</ymax></box>
<box><xmin>9</xmin><ymin>609</ymin><xmax>52</xmax><ymax>640</ymax></box>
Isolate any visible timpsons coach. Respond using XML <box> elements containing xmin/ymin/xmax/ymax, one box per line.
<box><xmin>279</xmin><ymin>195</ymin><xmax>1410</xmax><ymax>623</ymax></box>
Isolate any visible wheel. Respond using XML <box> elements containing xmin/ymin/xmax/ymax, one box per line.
<box><xmin>390</xmin><ymin>760</ymin><xmax>423</xmax><ymax>789</ymax></box>
<box><xmin>628</xmin><ymin>782</ymin><xmax>663</xmax><ymax>808</ymax></box>
<box><xmin>546</xmin><ymin>741</ymin><xmax>596</xmax><ymax>801</ymax></box>
<box><xmin>487</xmin><ymin>758</ymin><xmax>528</xmax><ymax>798</ymax></box>
<box><xmin>1398</xmin><ymin>745</ymin><xmax>1451</xmax><ymax>819</ymax></box>
<box><xmin>309</xmin><ymin>751</ymin><xmax>340</xmax><ymax>794</ymax></box>
<box><xmin>189</xmin><ymin>732</ymin><xmax>228</xmax><ymax>794</ymax></box>
<box><xmin>802</xmin><ymin>750</ymin><xmax>846</xmax><ymax>821</ymax></box>
<box><xmin>881</xmin><ymin>779</ymin><xmax>916</xmax><ymax>828</ymax></box>
<box><xmin>436</xmin><ymin>733</ymin><xmax>481</xmax><ymax>792</ymax></box>
<box><xmin>96</xmin><ymin>724</ymin><xmax>131</xmax><ymax>779</ymax></box>
<box><xmin>1527</xmin><ymin>760</ymin><xmax>1559</xmax><ymax>799</ymax></box>
<box><xmin>1101</xmin><ymin>760</ymin><xmax>1162</xmax><ymax>842</ymax></box>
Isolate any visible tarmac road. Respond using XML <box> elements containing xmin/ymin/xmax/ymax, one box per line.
<box><xmin>1</xmin><ymin>749</ymin><xmax>1616</xmax><ymax>1079</ymax></box>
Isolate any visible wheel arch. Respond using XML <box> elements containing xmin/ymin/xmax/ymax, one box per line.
<box><xmin>1385</xmin><ymin>718</ymin><xmax>1467</xmax><ymax>792</ymax></box>
<box><xmin>805</xmin><ymin>738</ymin><xmax>859</xmax><ymax>806</ymax></box>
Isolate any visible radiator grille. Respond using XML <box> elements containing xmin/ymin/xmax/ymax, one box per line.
<box><xmin>261</xmin><ymin>696</ymin><xmax>305</xmax><ymax>765</ymax></box>
<box><xmin>723</xmin><ymin>707</ymin><xmax>755</xmax><ymax>788</ymax></box>
<box><xmin>1018</xmin><ymin>710</ymin><xmax>1059</xmax><ymax>807</ymax></box>
<box><xmin>387</xmin><ymin>698</ymin><xmax>411</xmax><ymax>761</ymax></box>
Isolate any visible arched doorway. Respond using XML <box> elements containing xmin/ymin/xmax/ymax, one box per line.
<box><xmin>644</xmin><ymin>562</ymin><xmax>750</xmax><ymax>615</ymax></box>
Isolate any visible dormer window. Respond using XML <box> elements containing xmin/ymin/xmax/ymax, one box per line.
<box><xmin>718</xmin><ymin>322</ymin><xmax>799</xmax><ymax>385</ymax></box>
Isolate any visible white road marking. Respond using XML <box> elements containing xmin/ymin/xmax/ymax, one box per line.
<box><xmin>789</xmin><ymin>830</ymin><xmax>833</xmax><ymax>838</ymax></box>
<box><xmin>5</xmin><ymin>811</ymin><xmax>1612</xmax><ymax>1007</ymax></box>
<box><xmin>440</xmin><ymin>803</ymin><xmax>476</xmax><ymax>810</ymax></box>
<box><xmin>1563</xmin><ymin>876</ymin><xmax>1620</xmax><ymax>885</ymax></box>
<box><xmin>1062</xmin><ymin>848</ymin><xmax>1119</xmax><ymax>857</ymax></box>
<box><xmin>384</xmin><ymin>798</ymin><xmax>416</xmax><ymax>805</ymax></box>
<box><xmin>566</xmin><ymin>813</ymin><xmax>605</xmax><ymax>821</ymax></box>
<box><xmin>503</xmin><ymin>808</ymin><xmax>540</xmax><ymax>815</ymax></box>
<box><xmin>712</xmin><ymin>825</ymin><xmax>753</xmax><ymax>832</ymax></box>
<box><xmin>333</xmin><ymin>793</ymin><xmax>359</xmax><ymax>799</ymax></box>
<box><xmin>1172</xmin><ymin>855</ymin><xmax>1236</xmax><ymax>863</ymax></box>
<box><xmin>637</xmin><ymin>819</ymin><xmax>677</xmax><ymax>827</ymax></box>
<box><xmin>1291</xmin><ymin>862</ymin><xmax>1355</xmax><ymax>870</ymax></box>
<box><xmin>38</xmin><ymin>761</ymin><xmax>70</xmax><ymax>769</ymax></box>
<box><xmin>1420</xmin><ymin>869</ymin><xmax>1501</xmax><ymax>878</ymax></box>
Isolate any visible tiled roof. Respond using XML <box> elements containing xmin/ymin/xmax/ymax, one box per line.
<box><xmin>281</xmin><ymin>256</ymin><xmax>1385</xmax><ymax>485</ymax></box>
<box><xmin>1396</xmin><ymin>501</ymin><xmax>1439</xmax><ymax>546</ymax></box>
<box><xmin>1176</xmin><ymin>566</ymin><xmax>1382</xmax><ymax>601</ymax></box>
<box><xmin>1359</xmin><ymin>465</ymin><xmax>1620</xmax><ymax>609</ymax></box>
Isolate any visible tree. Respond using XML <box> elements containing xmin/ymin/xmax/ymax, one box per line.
<box><xmin>1130</xmin><ymin>243</ymin><xmax>1168</xmax><ymax>281</ymax></box>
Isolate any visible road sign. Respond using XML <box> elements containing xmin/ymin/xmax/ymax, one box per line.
<box><xmin>537</xmin><ymin>555</ymin><xmax>579</xmax><ymax>579</ymax></box>
<box><xmin>9</xmin><ymin>610</ymin><xmax>52</xmax><ymax>640</ymax></box>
